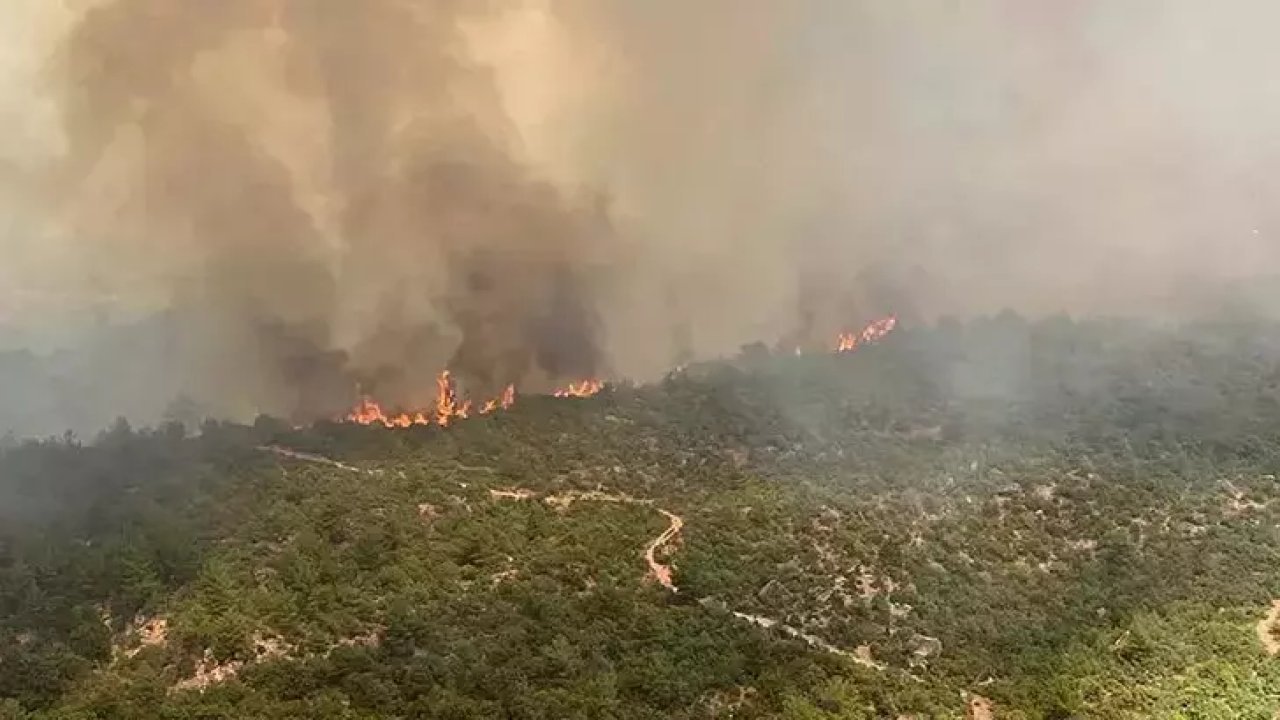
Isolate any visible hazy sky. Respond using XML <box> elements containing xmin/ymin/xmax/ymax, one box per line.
<box><xmin>2</xmin><ymin>0</ymin><xmax>1280</xmax><ymax>430</ymax></box>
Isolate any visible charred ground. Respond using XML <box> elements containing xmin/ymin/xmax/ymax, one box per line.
<box><xmin>4</xmin><ymin>313</ymin><xmax>1280</xmax><ymax>718</ymax></box>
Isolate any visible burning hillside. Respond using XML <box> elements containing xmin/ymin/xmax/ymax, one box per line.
<box><xmin>836</xmin><ymin>316</ymin><xmax>898</xmax><ymax>353</ymax></box>
<box><xmin>4</xmin><ymin>1</ymin><xmax>1280</xmax><ymax>440</ymax></box>
<box><xmin>343</xmin><ymin>371</ymin><xmax>606</xmax><ymax>429</ymax></box>
<box><xmin>346</xmin><ymin>373</ymin><xmax>523</xmax><ymax>429</ymax></box>
<box><xmin>342</xmin><ymin>315</ymin><xmax>898</xmax><ymax>429</ymax></box>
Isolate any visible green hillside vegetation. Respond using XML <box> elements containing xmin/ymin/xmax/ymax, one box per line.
<box><xmin>4</xmin><ymin>313</ymin><xmax>1280</xmax><ymax>718</ymax></box>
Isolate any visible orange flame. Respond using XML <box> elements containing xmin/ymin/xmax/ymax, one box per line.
<box><xmin>343</xmin><ymin>314</ymin><xmax>896</xmax><ymax>429</ymax></box>
<box><xmin>554</xmin><ymin>379</ymin><xmax>605</xmax><ymax>398</ymax></box>
<box><xmin>480</xmin><ymin>384</ymin><xmax>517</xmax><ymax>415</ymax></box>
<box><xmin>434</xmin><ymin>371</ymin><xmax>459</xmax><ymax>426</ymax></box>
<box><xmin>345</xmin><ymin>377</ymin><xmax>523</xmax><ymax>428</ymax></box>
<box><xmin>346</xmin><ymin>396</ymin><xmax>432</xmax><ymax>428</ymax></box>
<box><xmin>836</xmin><ymin>315</ymin><xmax>898</xmax><ymax>354</ymax></box>
<box><xmin>347</xmin><ymin>396</ymin><xmax>390</xmax><ymax>426</ymax></box>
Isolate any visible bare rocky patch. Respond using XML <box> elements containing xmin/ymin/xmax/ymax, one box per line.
<box><xmin>965</xmin><ymin>693</ymin><xmax>995</xmax><ymax>720</ymax></box>
<box><xmin>125</xmin><ymin>616</ymin><xmax>169</xmax><ymax>659</ymax></box>
<box><xmin>171</xmin><ymin>633</ymin><xmax>294</xmax><ymax>694</ymax></box>
<box><xmin>489</xmin><ymin>488</ymin><xmax>536</xmax><ymax>501</ymax></box>
<box><xmin>1257</xmin><ymin>600</ymin><xmax>1280</xmax><ymax>656</ymax></box>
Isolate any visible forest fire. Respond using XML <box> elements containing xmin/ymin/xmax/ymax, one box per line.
<box><xmin>836</xmin><ymin>315</ymin><xmax>898</xmax><ymax>353</ymax></box>
<box><xmin>345</xmin><ymin>396</ymin><xmax>429</xmax><ymax>428</ymax></box>
<box><xmin>343</xmin><ymin>373</ymin><xmax>596</xmax><ymax>429</ymax></box>
<box><xmin>553</xmin><ymin>379</ymin><xmax>605</xmax><ymax>398</ymax></box>
<box><xmin>480</xmin><ymin>384</ymin><xmax>517</xmax><ymax>415</ymax></box>
<box><xmin>433</xmin><ymin>371</ymin><xmax>464</xmax><ymax>426</ymax></box>
<box><xmin>346</xmin><ymin>396</ymin><xmax>401</xmax><ymax>427</ymax></box>
<box><xmin>344</xmin><ymin>315</ymin><xmax>896</xmax><ymax>429</ymax></box>
<box><xmin>345</xmin><ymin>373</ymin><xmax>518</xmax><ymax>428</ymax></box>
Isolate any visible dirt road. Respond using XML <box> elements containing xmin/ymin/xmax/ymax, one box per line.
<box><xmin>645</xmin><ymin>509</ymin><xmax>683</xmax><ymax>592</ymax></box>
<box><xmin>489</xmin><ymin>486</ymin><xmax>684</xmax><ymax>591</ymax></box>
<box><xmin>484</xmin><ymin>485</ymin><xmax>904</xmax><ymax>671</ymax></box>
<box><xmin>259</xmin><ymin>446</ymin><xmax>368</xmax><ymax>474</ymax></box>
<box><xmin>728</xmin><ymin>609</ymin><xmax>884</xmax><ymax>669</ymax></box>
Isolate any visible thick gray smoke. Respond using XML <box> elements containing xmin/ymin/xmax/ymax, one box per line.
<box><xmin>2</xmin><ymin>0</ymin><xmax>1280</xmax><ymax>435</ymax></box>
<box><xmin>6</xmin><ymin>0</ymin><xmax>615</xmax><ymax>431</ymax></box>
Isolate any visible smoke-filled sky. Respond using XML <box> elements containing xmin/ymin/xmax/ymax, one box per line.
<box><xmin>1</xmin><ymin>0</ymin><xmax>1280</xmax><ymax>434</ymax></box>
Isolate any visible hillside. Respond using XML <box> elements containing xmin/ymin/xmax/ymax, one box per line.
<box><xmin>5</xmin><ymin>314</ymin><xmax>1280</xmax><ymax>719</ymax></box>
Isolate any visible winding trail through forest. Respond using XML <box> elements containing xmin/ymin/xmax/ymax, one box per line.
<box><xmin>261</xmin><ymin>451</ymin><xmax>891</xmax><ymax>673</ymax></box>
<box><xmin>490</xmin><ymin>487</ymin><xmax>683</xmax><ymax>590</ymax></box>
<box><xmin>231</xmin><ymin>447</ymin><xmax>965</xmax><ymax>714</ymax></box>
<box><xmin>725</xmin><ymin>608</ymin><xmax>884</xmax><ymax>669</ymax></box>
<box><xmin>488</xmin><ymin>486</ymin><xmax>889</xmax><ymax>669</ymax></box>
<box><xmin>645</xmin><ymin>509</ymin><xmax>683</xmax><ymax>591</ymax></box>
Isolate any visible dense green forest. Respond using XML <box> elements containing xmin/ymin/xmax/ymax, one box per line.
<box><xmin>5</xmin><ymin>313</ymin><xmax>1280</xmax><ymax>719</ymax></box>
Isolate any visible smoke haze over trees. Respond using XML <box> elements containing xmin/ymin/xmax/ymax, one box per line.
<box><xmin>2</xmin><ymin>1</ymin><xmax>1280</xmax><ymax>434</ymax></box>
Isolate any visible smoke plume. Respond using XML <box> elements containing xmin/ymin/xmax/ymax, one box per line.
<box><xmin>2</xmin><ymin>0</ymin><xmax>1280</xmax><ymax>434</ymax></box>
